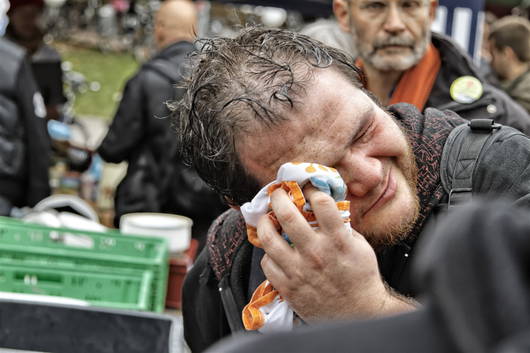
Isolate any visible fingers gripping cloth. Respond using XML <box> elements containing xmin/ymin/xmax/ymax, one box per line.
<box><xmin>240</xmin><ymin>162</ymin><xmax>351</xmax><ymax>332</ymax></box>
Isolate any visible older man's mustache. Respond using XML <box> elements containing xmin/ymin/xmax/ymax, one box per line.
<box><xmin>373</xmin><ymin>36</ymin><xmax>415</xmax><ymax>50</ymax></box>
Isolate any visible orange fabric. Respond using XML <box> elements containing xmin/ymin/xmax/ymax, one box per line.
<box><xmin>247</xmin><ymin>212</ymin><xmax>281</xmax><ymax>248</ymax></box>
<box><xmin>242</xmin><ymin>280</ymin><xmax>280</xmax><ymax>330</ymax></box>
<box><xmin>246</xmin><ymin>225</ymin><xmax>260</xmax><ymax>248</ymax></box>
<box><xmin>243</xmin><ymin>179</ymin><xmax>351</xmax><ymax>331</ymax></box>
<box><xmin>245</xmin><ymin>181</ymin><xmax>351</xmax><ymax>247</ymax></box>
<box><xmin>356</xmin><ymin>44</ymin><xmax>441</xmax><ymax>111</ymax></box>
<box><xmin>268</xmin><ymin>181</ymin><xmax>306</xmax><ymax>211</ymax></box>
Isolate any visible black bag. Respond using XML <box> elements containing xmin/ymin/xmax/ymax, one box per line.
<box><xmin>440</xmin><ymin>119</ymin><xmax>516</xmax><ymax>208</ymax></box>
<box><xmin>114</xmin><ymin>148</ymin><xmax>160</xmax><ymax>225</ymax></box>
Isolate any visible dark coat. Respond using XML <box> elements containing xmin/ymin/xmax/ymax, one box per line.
<box><xmin>98</xmin><ymin>41</ymin><xmax>226</xmax><ymax>239</ymax></box>
<box><xmin>501</xmin><ymin>69</ymin><xmax>530</xmax><ymax>114</ymax></box>
<box><xmin>0</xmin><ymin>38</ymin><xmax>51</xmax><ymax>210</ymax></box>
<box><xmin>182</xmin><ymin>104</ymin><xmax>530</xmax><ymax>353</ymax></box>
<box><xmin>428</xmin><ymin>33</ymin><xmax>530</xmax><ymax>134</ymax></box>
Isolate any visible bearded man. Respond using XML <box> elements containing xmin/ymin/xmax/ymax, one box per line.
<box><xmin>176</xmin><ymin>27</ymin><xmax>530</xmax><ymax>352</ymax></box>
<box><xmin>332</xmin><ymin>0</ymin><xmax>530</xmax><ymax>134</ymax></box>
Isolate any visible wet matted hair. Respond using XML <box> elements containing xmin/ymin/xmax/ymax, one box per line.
<box><xmin>172</xmin><ymin>26</ymin><xmax>366</xmax><ymax>205</ymax></box>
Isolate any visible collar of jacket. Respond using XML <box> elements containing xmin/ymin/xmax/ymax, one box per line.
<box><xmin>152</xmin><ymin>40</ymin><xmax>195</xmax><ymax>61</ymax></box>
<box><xmin>502</xmin><ymin>67</ymin><xmax>530</xmax><ymax>94</ymax></box>
<box><xmin>427</xmin><ymin>33</ymin><xmax>493</xmax><ymax>113</ymax></box>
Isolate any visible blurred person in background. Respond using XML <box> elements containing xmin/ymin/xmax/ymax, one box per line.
<box><xmin>333</xmin><ymin>0</ymin><xmax>530</xmax><ymax>134</ymax></box>
<box><xmin>98</xmin><ymin>0</ymin><xmax>226</xmax><ymax>250</ymax></box>
<box><xmin>0</xmin><ymin>3</ymin><xmax>51</xmax><ymax>215</ymax></box>
<box><xmin>5</xmin><ymin>0</ymin><xmax>66</xmax><ymax>121</ymax></box>
<box><xmin>477</xmin><ymin>11</ymin><xmax>499</xmax><ymax>86</ymax></box>
<box><xmin>300</xmin><ymin>17</ymin><xmax>357</xmax><ymax>57</ymax></box>
<box><xmin>488</xmin><ymin>16</ymin><xmax>530</xmax><ymax>114</ymax></box>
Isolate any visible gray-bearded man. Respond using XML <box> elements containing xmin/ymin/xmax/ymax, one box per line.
<box><xmin>332</xmin><ymin>0</ymin><xmax>530</xmax><ymax>134</ymax></box>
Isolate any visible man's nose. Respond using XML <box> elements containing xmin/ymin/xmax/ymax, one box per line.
<box><xmin>383</xmin><ymin>4</ymin><xmax>406</xmax><ymax>33</ymax></box>
<box><xmin>341</xmin><ymin>156</ymin><xmax>385</xmax><ymax>198</ymax></box>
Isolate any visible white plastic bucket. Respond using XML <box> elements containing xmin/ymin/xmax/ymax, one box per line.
<box><xmin>120</xmin><ymin>213</ymin><xmax>193</xmax><ymax>254</ymax></box>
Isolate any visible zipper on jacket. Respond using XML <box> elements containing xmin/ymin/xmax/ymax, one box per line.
<box><xmin>219</xmin><ymin>276</ymin><xmax>245</xmax><ymax>333</ymax></box>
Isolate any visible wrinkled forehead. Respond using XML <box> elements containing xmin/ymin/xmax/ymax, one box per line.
<box><xmin>235</xmin><ymin>68</ymin><xmax>376</xmax><ymax>183</ymax></box>
<box><xmin>350</xmin><ymin>0</ymin><xmax>431</xmax><ymax>5</ymax></box>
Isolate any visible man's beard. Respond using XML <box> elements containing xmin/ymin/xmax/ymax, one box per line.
<box><xmin>358</xmin><ymin>114</ymin><xmax>420</xmax><ymax>250</ymax></box>
<box><xmin>350</xmin><ymin>24</ymin><xmax>431</xmax><ymax>72</ymax></box>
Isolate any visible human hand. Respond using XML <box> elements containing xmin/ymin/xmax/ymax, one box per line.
<box><xmin>256</xmin><ymin>186</ymin><xmax>409</xmax><ymax>321</ymax></box>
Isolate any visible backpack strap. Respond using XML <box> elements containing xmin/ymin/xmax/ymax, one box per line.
<box><xmin>440</xmin><ymin>119</ymin><xmax>502</xmax><ymax>209</ymax></box>
<box><xmin>207</xmin><ymin>209</ymin><xmax>249</xmax><ymax>332</ymax></box>
<box><xmin>219</xmin><ymin>276</ymin><xmax>245</xmax><ymax>332</ymax></box>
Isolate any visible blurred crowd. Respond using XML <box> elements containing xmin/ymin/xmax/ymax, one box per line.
<box><xmin>1</xmin><ymin>0</ymin><xmax>530</xmax><ymax>352</ymax></box>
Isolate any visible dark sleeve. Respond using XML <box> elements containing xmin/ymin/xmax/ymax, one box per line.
<box><xmin>488</xmin><ymin>84</ymin><xmax>530</xmax><ymax>136</ymax></box>
<box><xmin>15</xmin><ymin>58</ymin><xmax>51</xmax><ymax>205</ymax></box>
<box><xmin>474</xmin><ymin>130</ymin><xmax>530</xmax><ymax>207</ymax></box>
<box><xmin>97</xmin><ymin>74</ymin><xmax>145</xmax><ymax>163</ymax></box>
<box><xmin>508</xmin><ymin>78</ymin><xmax>530</xmax><ymax>114</ymax></box>
<box><xmin>183</xmin><ymin>247</ymin><xmax>232</xmax><ymax>353</ymax></box>
<box><xmin>31</xmin><ymin>61</ymin><xmax>66</xmax><ymax>105</ymax></box>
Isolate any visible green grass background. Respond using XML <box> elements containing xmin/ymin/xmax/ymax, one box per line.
<box><xmin>57</xmin><ymin>44</ymin><xmax>139</xmax><ymax>121</ymax></box>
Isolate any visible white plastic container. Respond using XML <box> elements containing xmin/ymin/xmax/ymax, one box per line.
<box><xmin>120</xmin><ymin>213</ymin><xmax>193</xmax><ymax>254</ymax></box>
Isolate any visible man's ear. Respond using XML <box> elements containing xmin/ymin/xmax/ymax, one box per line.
<box><xmin>333</xmin><ymin>0</ymin><xmax>351</xmax><ymax>33</ymax></box>
<box><xmin>428</xmin><ymin>0</ymin><xmax>438</xmax><ymax>22</ymax></box>
<box><xmin>505</xmin><ymin>46</ymin><xmax>520</xmax><ymax>63</ymax></box>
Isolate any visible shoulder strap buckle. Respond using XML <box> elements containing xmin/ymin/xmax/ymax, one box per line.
<box><xmin>469</xmin><ymin>119</ymin><xmax>501</xmax><ymax>132</ymax></box>
<box><xmin>448</xmin><ymin>187</ymin><xmax>473</xmax><ymax>208</ymax></box>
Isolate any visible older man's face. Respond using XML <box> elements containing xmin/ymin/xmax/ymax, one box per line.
<box><xmin>334</xmin><ymin>0</ymin><xmax>437</xmax><ymax>72</ymax></box>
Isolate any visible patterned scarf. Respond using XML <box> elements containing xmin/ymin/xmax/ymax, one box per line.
<box><xmin>389</xmin><ymin>103</ymin><xmax>465</xmax><ymax>240</ymax></box>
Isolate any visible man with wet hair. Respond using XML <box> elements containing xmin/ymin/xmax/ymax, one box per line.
<box><xmin>176</xmin><ymin>27</ymin><xmax>530</xmax><ymax>352</ymax></box>
<box><xmin>332</xmin><ymin>0</ymin><xmax>530</xmax><ymax>134</ymax></box>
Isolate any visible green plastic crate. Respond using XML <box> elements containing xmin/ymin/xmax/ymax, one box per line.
<box><xmin>0</xmin><ymin>259</ymin><xmax>153</xmax><ymax>311</ymax></box>
<box><xmin>0</xmin><ymin>217</ymin><xmax>169</xmax><ymax>312</ymax></box>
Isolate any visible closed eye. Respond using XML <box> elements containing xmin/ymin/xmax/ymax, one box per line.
<box><xmin>362</xmin><ymin>1</ymin><xmax>387</xmax><ymax>10</ymax></box>
<box><xmin>354</xmin><ymin>117</ymin><xmax>376</xmax><ymax>144</ymax></box>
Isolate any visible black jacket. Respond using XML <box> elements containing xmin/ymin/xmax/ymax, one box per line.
<box><xmin>182</xmin><ymin>105</ymin><xmax>530</xmax><ymax>353</ymax></box>
<box><xmin>0</xmin><ymin>38</ymin><xmax>51</xmax><ymax>210</ymax></box>
<box><xmin>98</xmin><ymin>41</ymin><xmax>226</xmax><ymax>237</ymax></box>
<box><xmin>428</xmin><ymin>33</ymin><xmax>530</xmax><ymax>134</ymax></box>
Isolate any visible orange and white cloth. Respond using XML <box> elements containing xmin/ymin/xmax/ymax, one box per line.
<box><xmin>240</xmin><ymin>162</ymin><xmax>351</xmax><ymax>333</ymax></box>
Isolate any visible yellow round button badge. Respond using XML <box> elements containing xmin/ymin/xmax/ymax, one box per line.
<box><xmin>450</xmin><ymin>76</ymin><xmax>483</xmax><ymax>104</ymax></box>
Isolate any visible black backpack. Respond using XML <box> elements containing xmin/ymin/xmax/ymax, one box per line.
<box><xmin>440</xmin><ymin>119</ymin><xmax>511</xmax><ymax>208</ymax></box>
